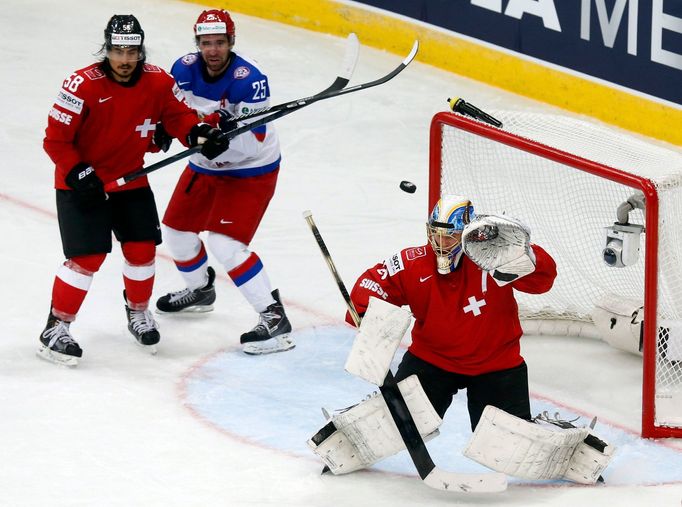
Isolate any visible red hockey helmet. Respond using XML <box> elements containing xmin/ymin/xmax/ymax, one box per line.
<box><xmin>194</xmin><ymin>9</ymin><xmax>235</xmax><ymax>45</ymax></box>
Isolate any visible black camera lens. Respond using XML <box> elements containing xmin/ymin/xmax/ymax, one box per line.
<box><xmin>603</xmin><ymin>248</ymin><xmax>618</xmax><ymax>266</ymax></box>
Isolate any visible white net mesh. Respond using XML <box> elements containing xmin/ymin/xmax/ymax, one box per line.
<box><xmin>436</xmin><ymin>111</ymin><xmax>682</xmax><ymax>431</ymax></box>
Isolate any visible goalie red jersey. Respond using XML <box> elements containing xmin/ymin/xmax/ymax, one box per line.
<box><xmin>44</xmin><ymin>62</ymin><xmax>200</xmax><ymax>192</ymax></box>
<box><xmin>347</xmin><ymin>243</ymin><xmax>557</xmax><ymax>375</ymax></box>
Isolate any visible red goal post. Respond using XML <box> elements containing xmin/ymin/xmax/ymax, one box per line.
<box><xmin>429</xmin><ymin>110</ymin><xmax>682</xmax><ymax>439</ymax></box>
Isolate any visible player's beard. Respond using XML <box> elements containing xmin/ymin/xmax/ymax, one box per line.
<box><xmin>205</xmin><ymin>54</ymin><xmax>229</xmax><ymax>74</ymax></box>
<box><xmin>110</xmin><ymin>61</ymin><xmax>137</xmax><ymax>82</ymax></box>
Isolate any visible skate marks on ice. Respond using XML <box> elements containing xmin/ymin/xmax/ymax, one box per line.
<box><xmin>178</xmin><ymin>325</ymin><xmax>682</xmax><ymax>487</ymax></box>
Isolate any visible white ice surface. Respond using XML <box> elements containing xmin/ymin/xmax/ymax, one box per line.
<box><xmin>2</xmin><ymin>0</ymin><xmax>682</xmax><ymax>505</ymax></box>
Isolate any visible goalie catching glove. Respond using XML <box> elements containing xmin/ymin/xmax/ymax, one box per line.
<box><xmin>462</xmin><ymin>214</ymin><xmax>536</xmax><ymax>286</ymax></box>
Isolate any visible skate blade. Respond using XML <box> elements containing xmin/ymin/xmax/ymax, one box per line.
<box><xmin>36</xmin><ymin>346</ymin><xmax>79</xmax><ymax>367</ymax></box>
<box><xmin>243</xmin><ymin>335</ymin><xmax>295</xmax><ymax>355</ymax></box>
<box><xmin>155</xmin><ymin>305</ymin><xmax>214</xmax><ymax>315</ymax></box>
<box><xmin>135</xmin><ymin>341</ymin><xmax>158</xmax><ymax>355</ymax></box>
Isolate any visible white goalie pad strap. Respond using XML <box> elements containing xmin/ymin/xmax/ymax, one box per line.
<box><xmin>463</xmin><ymin>406</ymin><xmax>614</xmax><ymax>484</ymax></box>
<box><xmin>307</xmin><ymin>426</ymin><xmax>368</xmax><ymax>475</ymax></box>
<box><xmin>562</xmin><ymin>439</ymin><xmax>615</xmax><ymax>484</ymax></box>
<box><xmin>344</xmin><ymin>297</ymin><xmax>412</xmax><ymax>385</ymax></box>
<box><xmin>307</xmin><ymin>375</ymin><xmax>442</xmax><ymax>475</ymax></box>
<box><xmin>462</xmin><ymin>215</ymin><xmax>535</xmax><ymax>286</ymax></box>
<box><xmin>591</xmin><ymin>294</ymin><xmax>643</xmax><ymax>355</ymax></box>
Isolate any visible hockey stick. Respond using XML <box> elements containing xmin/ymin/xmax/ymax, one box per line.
<box><xmin>112</xmin><ymin>34</ymin><xmax>358</xmax><ymax>189</ymax></box>
<box><xmin>302</xmin><ymin>210</ymin><xmax>507</xmax><ymax>494</ymax></box>
<box><xmin>227</xmin><ymin>33</ymin><xmax>360</xmax><ymax>123</ymax></box>
<box><xmin>115</xmin><ymin>38</ymin><xmax>417</xmax><ymax>187</ymax></box>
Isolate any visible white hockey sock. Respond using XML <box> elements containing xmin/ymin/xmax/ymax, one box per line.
<box><xmin>207</xmin><ymin>232</ymin><xmax>275</xmax><ymax>312</ymax></box>
<box><xmin>164</xmin><ymin>226</ymin><xmax>209</xmax><ymax>290</ymax></box>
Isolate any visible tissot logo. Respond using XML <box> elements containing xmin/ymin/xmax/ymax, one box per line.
<box><xmin>384</xmin><ymin>253</ymin><xmax>404</xmax><ymax>276</ymax></box>
<box><xmin>111</xmin><ymin>33</ymin><xmax>142</xmax><ymax>45</ymax></box>
<box><xmin>55</xmin><ymin>90</ymin><xmax>83</xmax><ymax>114</ymax></box>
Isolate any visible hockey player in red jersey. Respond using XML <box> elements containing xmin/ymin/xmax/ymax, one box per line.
<box><xmin>154</xmin><ymin>9</ymin><xmax>293</xmax><ymax>355</ymax></box>
<box><xmin>39</xmin><ymin>14</ymin><xmax>231</xmax><ymax>366</ymax></box>
<box><xmin>347</xmin><ymin>194</ymin><xmax>557</xmax><ymax>429</ymax></box>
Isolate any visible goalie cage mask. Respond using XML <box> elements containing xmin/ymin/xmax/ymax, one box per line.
<box><xmin>427</xmin><ymin>194</ymin><xmax>474</xmax><ymax>274</ymax></box>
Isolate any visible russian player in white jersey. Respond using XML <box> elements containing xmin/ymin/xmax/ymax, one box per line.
<box><xmin>156</xmin><ymin>9</ymin><xmax>294</xmax><ymax>355</ymax></box>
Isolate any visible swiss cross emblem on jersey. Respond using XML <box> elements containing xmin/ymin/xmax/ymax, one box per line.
<box><xmin>463</xmin><ymin>295</ymin><xmax>486</xmax><ymax>316</ymax></box>
<box><xmin>135</xmin><ymin>118</ymin><xmax>156</xmax><ymax>138</ymax></box>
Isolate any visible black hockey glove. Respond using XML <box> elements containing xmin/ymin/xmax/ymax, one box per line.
<box><xmin>65</xmin><ymin>163</ymin><xmax>106</xmax><ymax>207</ymax></box>
<box><xmin>188</xmin><ymin>123</ymin><xmax>230</xmax><ymax>160</ymax></box>
<box><xmin>153</xmin><ymin>122</ymin><xmax>173</xmax><ymax>153</ymax></box>
<box><xmin>217</xmin><ymin>109</ymin><xmax>238</xmax><ymax>133</ymax></box>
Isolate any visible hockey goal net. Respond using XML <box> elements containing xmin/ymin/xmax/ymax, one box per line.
<box><xmin>430</xmin><ymin>110</ymin><xmax>682</xmax><ymax>438</ymax></box>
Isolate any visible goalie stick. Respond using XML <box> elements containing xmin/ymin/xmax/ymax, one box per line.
<box><xmin>302</xmin><ymin>210</ymin><xmax>507</xmax><ymax>494</ymax></box>
<box><xmin>114</xmin><ymin>38</ymin><xmax>418</xmax><ymax>187</ymax></box>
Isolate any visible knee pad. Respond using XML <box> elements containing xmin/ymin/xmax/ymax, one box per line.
<box><xmin>207</xmin><ymin>232</ymin><xmax>249</xmax><ymax>271</ymax></box>
<box><xmin>122</xmin><ymin>240</ymin><xmax>156</xmax><ymax>265</ymax></box>
<box><xmin>163</xmin><ymin>225</ymin><xmax>203</xmax><ymax>261</ymax></box>
<box><xmin>70</xmin><ymin>253</ymin><xmax>107</xmax><ymax>273</ymax></box>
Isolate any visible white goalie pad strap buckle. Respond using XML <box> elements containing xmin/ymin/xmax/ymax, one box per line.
<box><xmin>463</xmin><ymin>406</ymin><xmax>614</xmax><ymax>484</ymax></box>
<box><xmin>344</xmin><ymin>297</ymin><xmax>412</xmax><ymax>385</ymax></box>
<box><xmin>307</xmin><ymin>375</ymin><xmax>442</xmax><ymax>475</ymax></box>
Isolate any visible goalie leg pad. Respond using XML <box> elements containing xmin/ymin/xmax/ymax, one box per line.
<box><xmin>463</xmin><ymin>406</ymin><xmax>614</xmax><ymax>484</ymax></box>
<box><xmin>344</xmin><ymin>296</ymin><xmax>412</xmax><ymax>385</ymax></box>
<box><xmin>308</xmin><ymin>375</ymin><xmax>442</xmax><ymax>475</ymax></box>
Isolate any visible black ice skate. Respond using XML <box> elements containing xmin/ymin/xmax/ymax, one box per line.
<box><xmin>156</xmin><ymin>267</ymin><xmax>216</xmax><ymax>313</ymax></box>
<box><xmin>37</xmin><ymin>312</ymin><xmax>83</xmax><ymax>367</ymax></box>
<box><xmin>124</xmin><ymin>292</ymin><xmax>160</xmax><ymax>352</ymax></box>
<box><xmin>240</xmin><ymin>289</ymin><xmax>295</xmax><ymax>355</ymax></box>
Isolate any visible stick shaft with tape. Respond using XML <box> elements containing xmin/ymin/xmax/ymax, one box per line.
<box><xmin>302</xmin><ymin>210</ymin><xmax>361</xmax><ymax>326</ymax></box>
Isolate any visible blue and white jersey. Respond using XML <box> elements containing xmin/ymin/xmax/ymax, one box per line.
<box><xmin>171</xmin><ymin>51</ymin><xmax>281</xmax><ymax>177</ymax></box>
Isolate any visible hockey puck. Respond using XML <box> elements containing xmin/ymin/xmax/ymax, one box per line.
<box><xmin>400</xmin><ymin>180</ymin><xmax>417</xmax><ymax>194</ymax></box>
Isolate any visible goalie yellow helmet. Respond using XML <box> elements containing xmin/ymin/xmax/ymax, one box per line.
<box><xmin>427</xmin><ymin>195</ymin><xmax>474</xmax><ymax>274</ymax></box>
